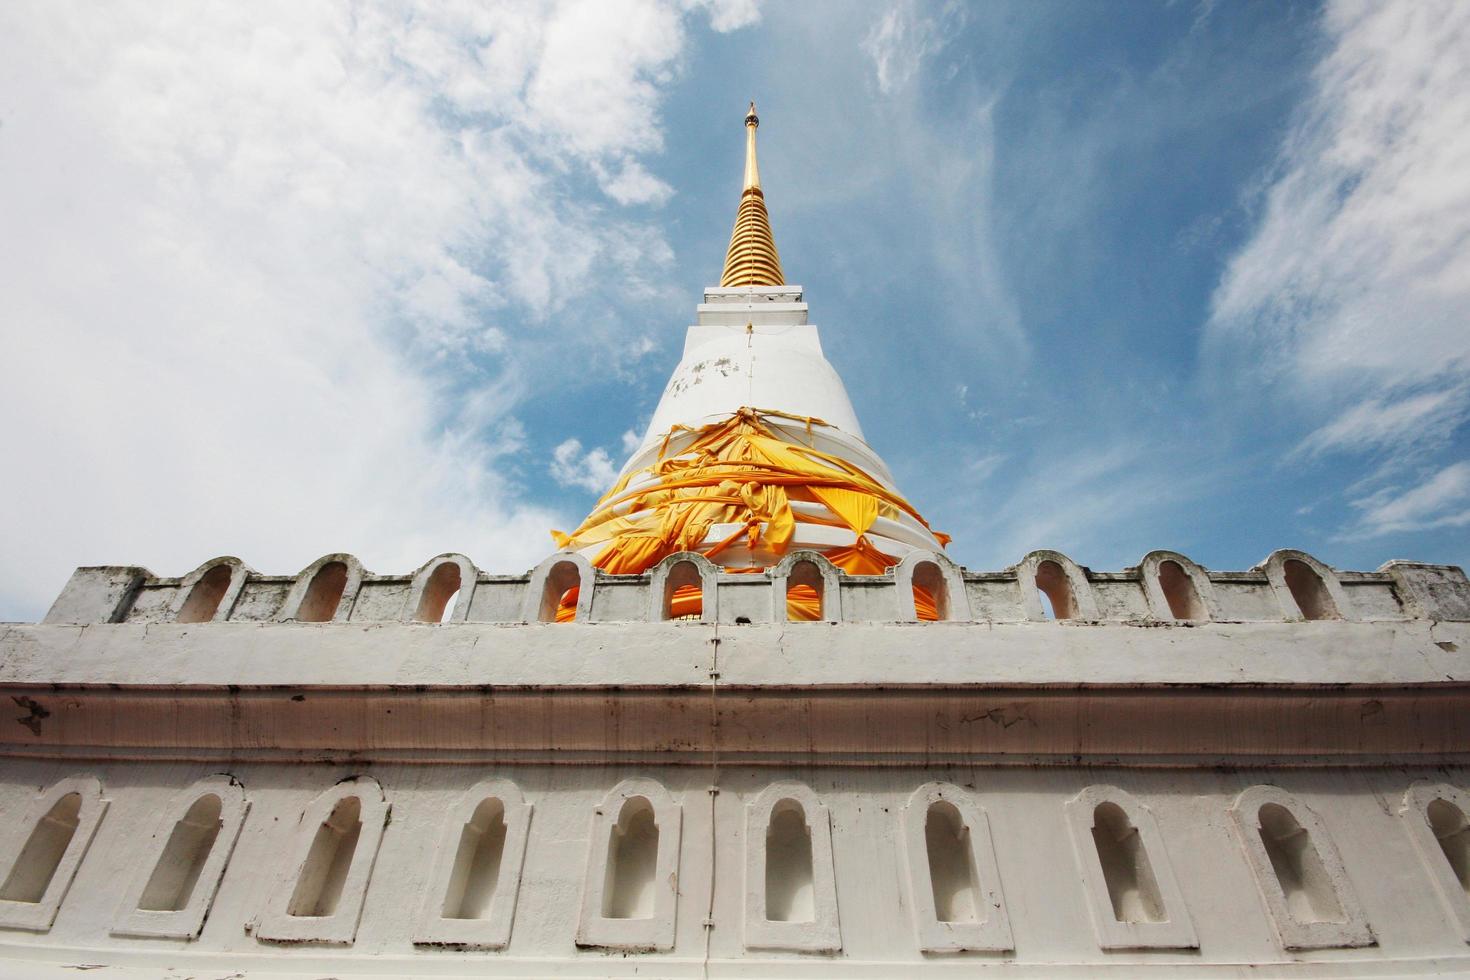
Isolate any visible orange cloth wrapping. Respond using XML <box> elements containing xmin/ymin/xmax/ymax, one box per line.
<box><xmin>550</xmin><ymin>407</ymin><xmax>947</xmax><ymax>622</ymax></box>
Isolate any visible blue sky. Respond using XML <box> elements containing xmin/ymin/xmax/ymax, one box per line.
<box><xmin>2</xmin><ymin>0</ymin><xmax>1467</xmax><ymax>620</ymax></box>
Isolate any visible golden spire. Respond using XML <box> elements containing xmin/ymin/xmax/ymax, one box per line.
<box><xmin>720</xmin><ymin>101</ymin><xmax>785</xmax><ymax>287</ymax></box>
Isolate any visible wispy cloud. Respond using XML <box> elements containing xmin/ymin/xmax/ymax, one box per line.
<box><xmin>860</xmin><ymin>1</ymin><xmax>966</xmax><ymax>95</ymax></box>
<box><xmin>1293</xmin><ymin>385</ymin><xmax>1470</xmax><ymax>460</ymax></box>
<box><xmin>1207</xmin><ymin>0</ymin><xmax>1470</xmax><ymax>539</ymax></box>
<box><xmin>1349</xmin><ymin>462</ymin><xmax>1470</xmax><ymax>537</ymax></box>
<box><xmin>1210</xmin><ymin>1</ymin><xmax>1470</xmax><ymax>391</ymax></box>
<box><xmin>0</xmin><ymin>0</ymin><xmax>757</xmax><ymax>619</ymax></box>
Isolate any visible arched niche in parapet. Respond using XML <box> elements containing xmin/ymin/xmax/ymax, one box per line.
<box><xmin>112</xmin><ymin>774</ymin><xmax>250</xmax><ymax>940</ymax></box>
<box><xmin>900</xmin><ymin>782</ymin><xmax>1012</xmax><ymax>952</ymax></box>
<box><xmin>277</xmin><ymin>554</ymin><xmax>366</xmax><ymax>624</ymax></box>
<box><xmin>172</xmin><ymin>557</ymin><xmax>252</xmax><ymax>624</ymax></box>
<box><xmin>770</xmin><ymin>550</ymin><xmax>841</xmax><ymax>623</ymax></box>
<box><xmin>1400</xmin><ymin>783</ymin><xmax>1470</xmax><ymax>942</ymax></box>
<box><xmin>1229</xmin><ymin>785</ymin><xmax>1372</xmax><ymax>950</ymax></box>
<box><xmin>1259</xmin><ymin>550</ymin><xmax>1352</xmax><ymax>622</ymax></box>
<box><xmin>648</xmin><ymin>551</ymin><xmax>718</xmax><ymax>624</ymax></box>
<box><xmin>521</xmin><ymin>552</ymin><xmax>594</xmax><ymax>623</ymax></box>
<box><xmin>404</xmin><ymin>553</ymin><xmax>478</xmax><ymax>624</ymax></box>
<box><xmin>414</xmin><ymin>779</ymin><xmax>533</xmax><ymax>949</ymax></box>
<box><xmin>1016</xmin><ymin>550</ymin><xmax>1099</xmax><ymax>621</ymax></box>
<box><xmin>576</xmin><ymin>778</ymin><xmax>682</xmax><ymax>951</ymax></box>
<box><xmin>1065</xmin><ymin>785</ymin><xmax>1197</xmax><ymax>950</ymax></box>
<box><xmin>1138</xmin><ymin>551</ymin><xmax>1218</xmax><ymax>623</ymax></box>
<box><xmin>0</xmin><ymin>776</ymin><xmax>109</xmax><ymax>932</ymax></box>
<box><xmin>744</xmin><ymin>781</ymin><xmax>841</xmax><ymax>952</ymax></box>
<box><xmin>254</xmin><ymin>776</ymin><xmax>390</xmax><ymax>945</ymax></box>
<box><xmin>894</xmin><ymin>550</ymin><xmax>971</xmax><ymax>622</ymax></box>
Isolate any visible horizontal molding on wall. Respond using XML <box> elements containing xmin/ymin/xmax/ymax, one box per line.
<box><xmin>2</xmin><ymin>684</ymin><xmax>1468</xmax><ymax>767</ymax></box>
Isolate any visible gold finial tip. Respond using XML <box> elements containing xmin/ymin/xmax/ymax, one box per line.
<box><xmin>722</xmin><ymin>98</ymin><xmax>783</xmax><ymax>286</ymax></box>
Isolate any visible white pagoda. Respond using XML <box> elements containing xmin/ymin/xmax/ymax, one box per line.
<box><xmin>0</xmin><ymin>106</ymin><xmax>1468</xmax><ymax>979</ymax></box>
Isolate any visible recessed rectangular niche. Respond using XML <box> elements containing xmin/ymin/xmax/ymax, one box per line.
<box><xmin>415</xmin><ymin>780</ymin><xmax>533</xmax><ymax>949</ymax></box>
<box><xmin>0</xmin><ymin>777</ymin><xmax>108</xmax><ymax>933</ymax></box>
<box><xmin>926</xmin><ymin>803</ymin><xmax>977</xmax><ymax>922</ymax></box>
<box><xmin>765</xmin><ymin>802</ymin><xmax>814</xmax><ymax>922</ymax></box>
<box><xmin>1257</xmin><ymin>803</ymin><xmax>1342</xmax><ymax>924</ymax></box>
<box><xmin>140</xmin><ymin>795</ymin><xmax>223</xmax><ymax>912</ymax></box>
<box><xmin>603</xmin><ymin>797</ymin><xmax>659</xmax><ymax>919</ymax></box>
<box><xmin>576</xmin><ymin>779</ymin><xmax>681</xmax><ymax>951</ymax></box>
<box><xmin>0</xmin><ymin>794</ymin><xmax>82</xmax><ymax>905</ymax></box>
<box><xmin>1091</xmin><ymin>802</ymin><xmax>1165</xmax><ymax>923</ymax></box>
<box><xmin>744</xmin><ymin>782</ymin><xmax>840</xmax><ymax>952</ymax></box>
<box><xmin>900</xmin><ymin>784</ymin><xmax>1013</xmax><ymax>952</ymax></box>
<box><xmin>1401</xmin><ymin>784</ymin><xmax>1470</xmax><ymax>942</ymax></box>
<box><xmin>445</xmin><ymin>800</ymin><xmax>506</xmax><ymax>919</ymax></box>
<box><xmin>113</xmin><ymin>775</ymin><xmax>250</xmax><ymax>940</ymax></box>
<box><xmin>1428</xmin><ymin>801</ymin><xmax>1470</xmax><ymax>897</ymax></box>
<box><xmin>254</xmin><ymin>778</ymin><xmax>389</xmax><ymax>946</ymax></box>
<box><xmin>1229</xmin><ymin>786</ymin><xmax>1372</xmax><ymax>950</ymax></box>
<box><xmin>1065</xmin><ymin>787</ymin><xmax>1197</xmax><ymax>950</ymax></box>
<box><xmin>289</xmin><ymin>797</ymin><xmax>362</xmax><ymax>917</ymax></box>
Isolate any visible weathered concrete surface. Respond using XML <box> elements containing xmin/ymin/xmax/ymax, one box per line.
<box><xmin>2</xmin><ymin>619</ymin><xmax>1468</xmax><ymax>689</ymax></box>
<box><xmin>41</xmin><ymin>551</ymin><xmax>1469</xmax><ymax>630</ymax></box>
<box><xmin>0</xmin><ymin>760</ymin><xmax>1468</xmax><ymax>976</ymax></box>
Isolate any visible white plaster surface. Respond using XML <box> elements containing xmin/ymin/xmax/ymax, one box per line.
<box><xmin>0</xmin><ymin>763</ymin><xmax>1466</xmax><ymax>975</ymax></box>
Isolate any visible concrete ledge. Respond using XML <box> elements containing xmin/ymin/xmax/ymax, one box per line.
<box><xmin>1</xmin><ymin>620</ymin><xmax>1467</xmax><ymax>688</ymax></box>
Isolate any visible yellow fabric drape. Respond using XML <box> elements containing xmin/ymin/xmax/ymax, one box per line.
<box><xmin>550</xmin><ymin>407</ymin><xmax>948</xmax><ymax>623</ymax></box>
<box><xmin>552</xmin><ymin>407</ymin><xmax>945</xmax><ymax>571</ymax></box>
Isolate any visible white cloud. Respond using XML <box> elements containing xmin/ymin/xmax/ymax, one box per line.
<box><xmin>550</xmin><ymin>439</ymin><xmax>621</xmax><ymax>493</ymax></box>
<box><xmin>621</xmin><ymin>429</ymin><xmax>643</xmax><ymax>453</ymax></box>
<box><xmin>1350</xmin><ymin>462</ymin><xmax>1470</xmax><ymax>536</ymax></box>
<box><xmin>685</xmin><ymin>0</ymin><xmax>762</xmax><ymax>33</ymax></box>
<box><xmin>964</xmin><ymin>453</ymin><xmax>1006</xmax><ymax>482</ymax></box>
<box><xmin>1293</xmin><ymin>385</ymin><xmax>1470</xmax><ymax>459</ymax></box>
<box><xmin>1207</xmin><ymin>0</ymin><xmax>1470</xmax><ymax>538</ymax></box>
<box><xmin>860</xmin><ymin>1</ymin><xmax>965</xmax><ymax>95</ymax></box>
<box><xmin>597</xmin><ymin>158</ymin><xmax>676</xmax><ymax>207</ymax></box>
<box><xmin>0</xmin><ymin>0</ymin><xmax>755</xmax><ymax>619</ymax></box>
<box><xmin>1210</xmin><ymin>1</ymin><xmax>1470</xmax><ymax>397</ymax></box>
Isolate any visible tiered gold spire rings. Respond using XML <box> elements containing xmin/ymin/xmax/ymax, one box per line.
<box><xmin>720</xmin><ymin>101</ymin><xmax>785</xmax><ymax>287</ymax></box>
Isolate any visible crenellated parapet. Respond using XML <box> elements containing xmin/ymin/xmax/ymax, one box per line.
<box><xmin>4</xmin><ymin>549</ymin><xmax>1470</xmax><ymax>974</ymax></box>
<box><xmin>37</xmin><ymin>548</ymin><xmax>1470</xmax><ymax>626</ymax></box>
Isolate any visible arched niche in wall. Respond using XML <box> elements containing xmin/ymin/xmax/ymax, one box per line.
<box><xmin>112</xmin><ymin>774</ymin><xmax>250</xmax><ymax>940</ymax></box>
<box><xmin>1400</xmin><ymin>783</ymin><xmax>1470</xmax><ymax>943</ymax></box>
<box><xmin>770</xmin><ymin>550</ymin><xmax>841</xmax><ymax>623</ymax></box>
<box><xmin>414</xmin><ymin>779</ymin><xmax>533</xmax><ymax>949</ymax></box>
<box><xmin>576</xmin><ymin>777</ymin><xmax>681</xmax><ymax>951</ymax></box>
<box><xmin>172</xmin><ymin>557</ymin><xmax>252</xmax><ymax>624</ymax></box>
<box><xmin>1016</xmin><ymin>550</ymin><xmax>1099</xmax><ymax>622</ymax></box>
<box><xmin>0</xmin><ymin>776</ymin><xmax>109</xmax><ymax>932</ymax></box>
<box><xmin>1229</xmin><ymin>785</ymin><xmax>1372</xmax><ymax>950</ymax></box>
<box><xmin>1259</xmin><ymin>550</ymin><xmax>1352</xmax><ymax>622</ymax></box>
<box><xmin>277</xmin><ymin>554</ymin><xmax>367</xmax><ymax>624</ymax></box>
<box><xmin>1064</xmin><ymin>785</ymin><xmax>1197</xmax><ymax>950</ymax></box>
<box><xmin>254</xmin><ymin>776</ymin><xmax>390</xmax><ymax>945</ymax></box>
<box><xmin>900</xmin><ymin>782</ymin><xmax>1012</xmax><ymax>952</ymax></box>
<box><xmin>521</xmin><ymin>552</ymin><xmax>595</xmax><ymax>623</ymax></box>
<box><xmin>1138</xmin><ymin>551</ymin><xmax>1218</xmax><ymax>623</ymax></box>
<box><xmin>894</xmin><ymin>551</ymin><xmax>971</xmax><ymax>623</ymax></box>
<box><xmin>744</xmin><ymin>781</ymin><xmax>840</xmax><ymax>952</ymax></box>
<box><xmin>648</xmin><ymin>552</ymin><xmax>718</xmax><ymax>624</ymax></box>
<box><xmin>404</xmin><ymin>553</ymin><xmax>478</xmax><ymax>624</ymax></box>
